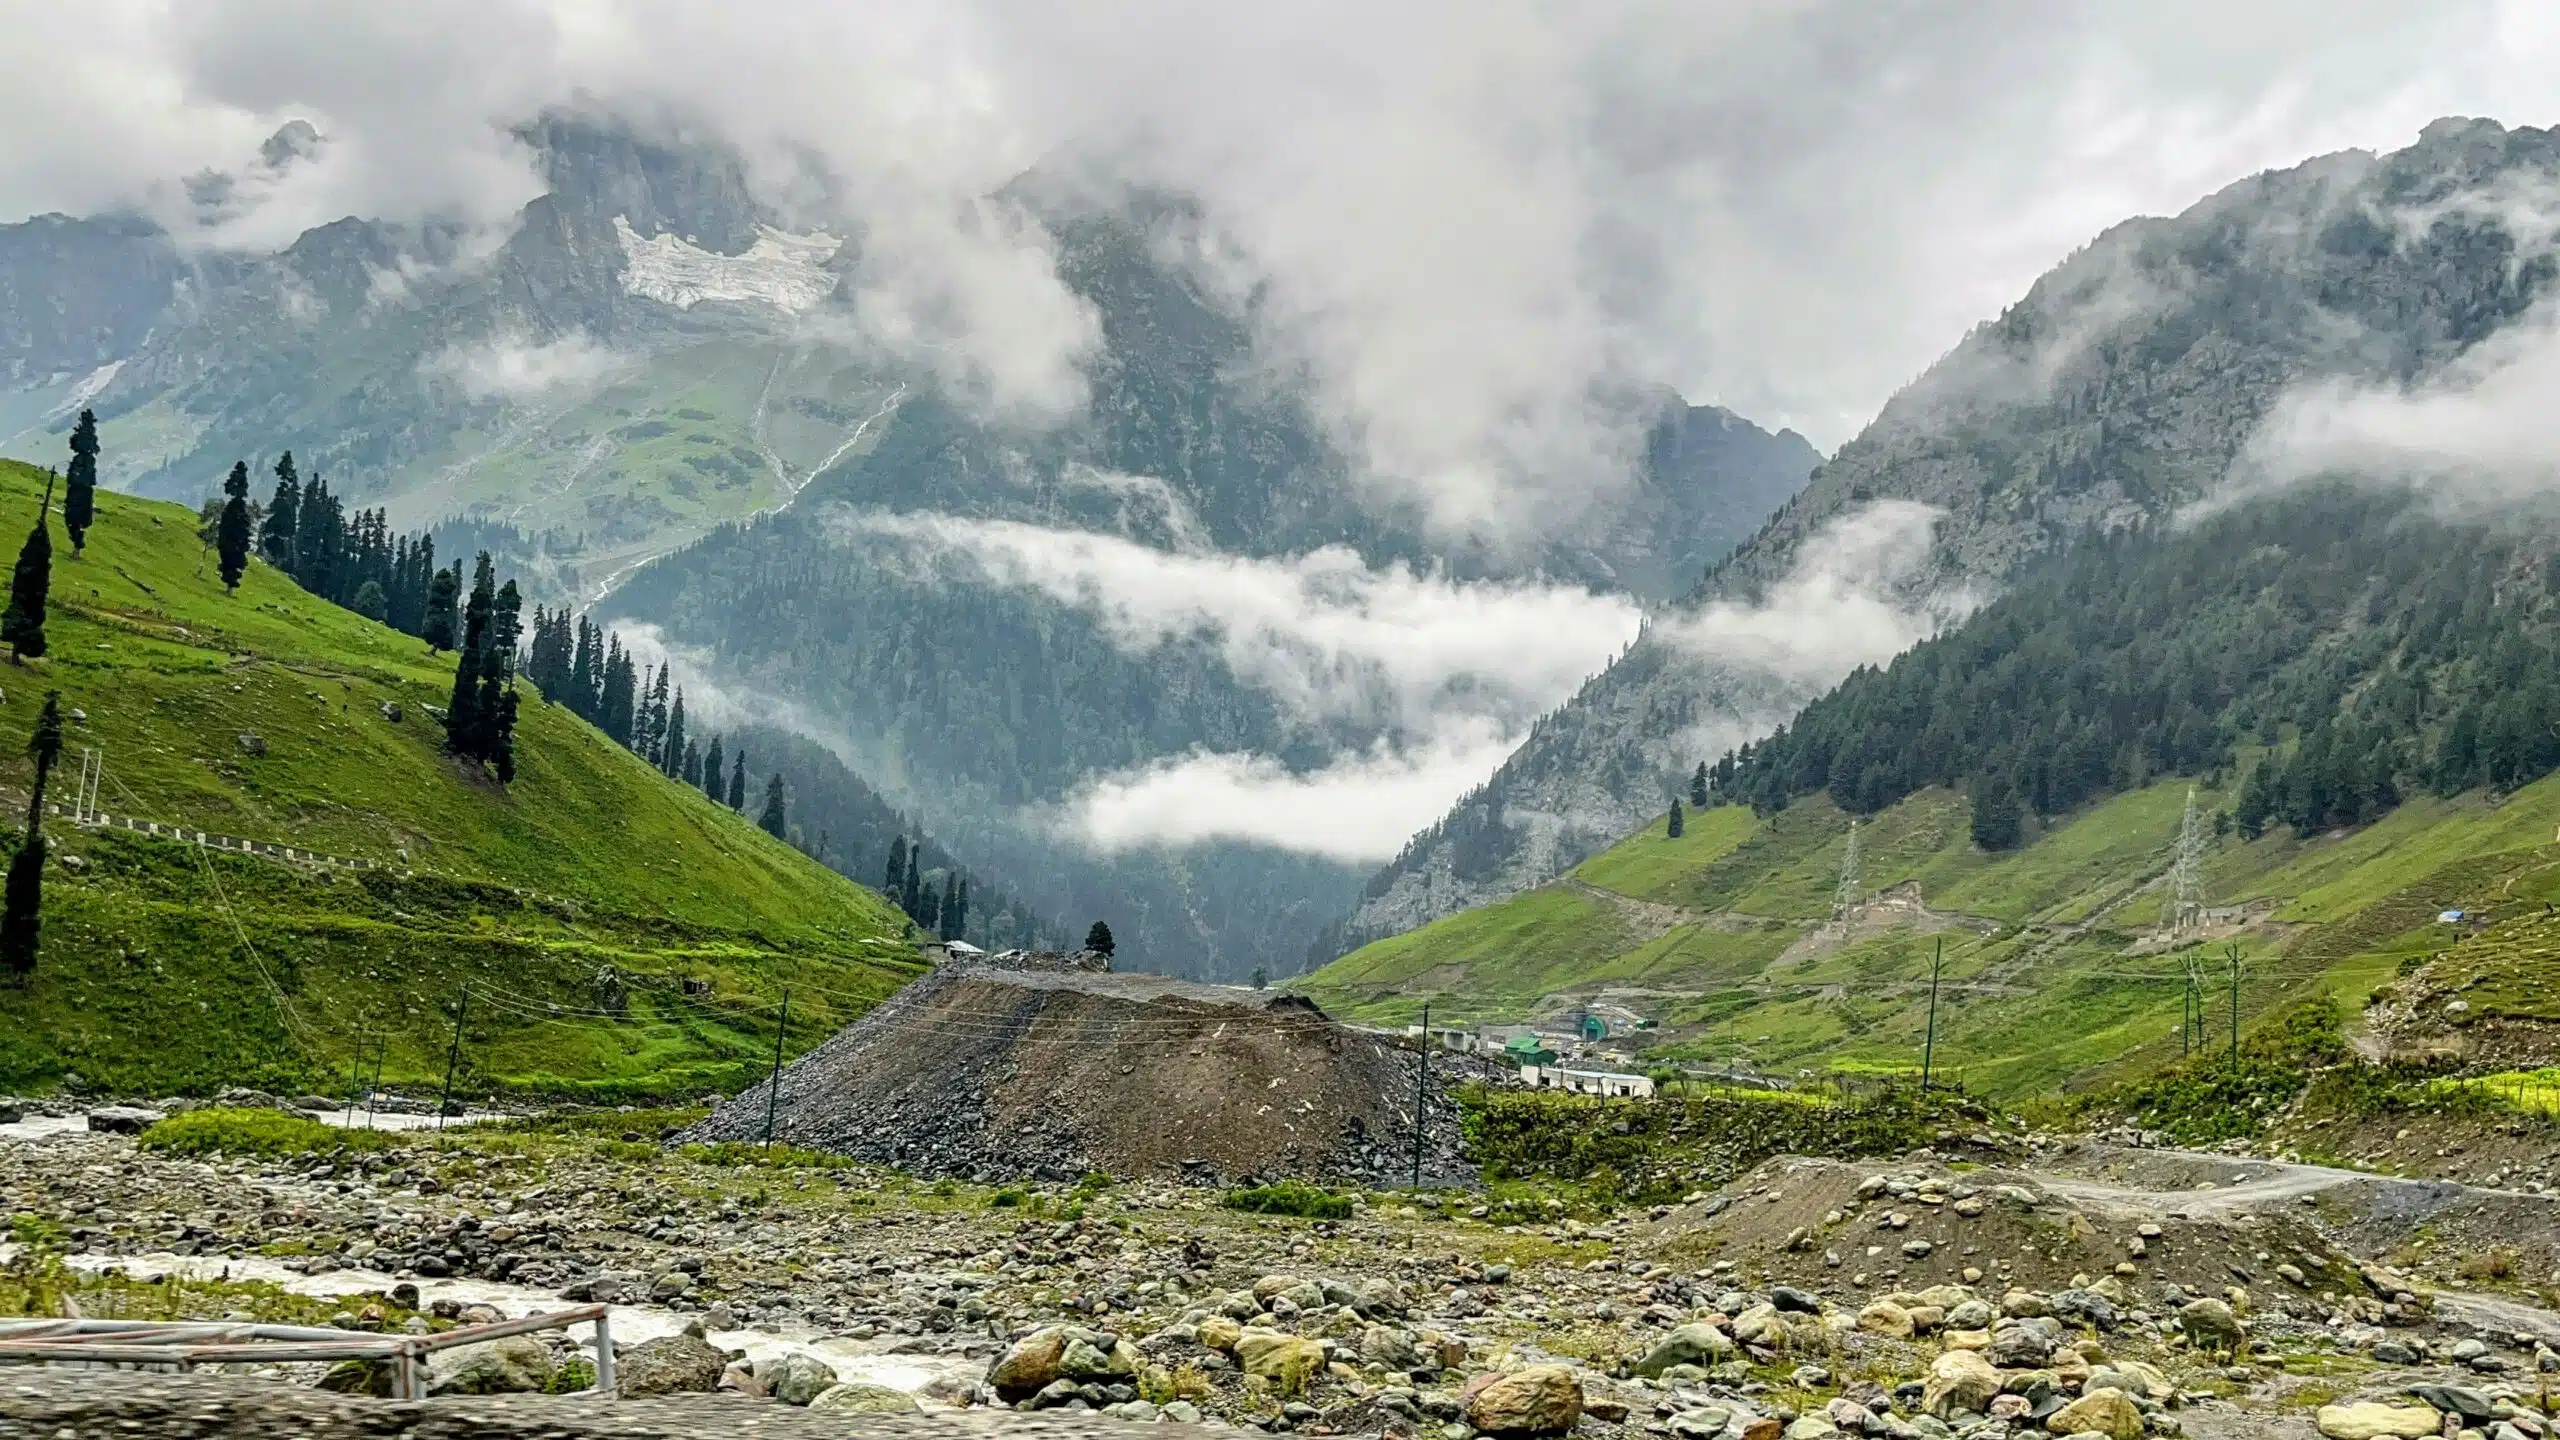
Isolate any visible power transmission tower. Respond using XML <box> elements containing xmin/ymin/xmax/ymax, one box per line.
<box><xmin>1835</xmin><ymin>821</ymin><xmax>1863</xmax><ymax>917</ymax></box>
<box><xmin>2168</xmin><ymin>787</ymin><xmax>2203</xmax><ymax>933</ymax></box>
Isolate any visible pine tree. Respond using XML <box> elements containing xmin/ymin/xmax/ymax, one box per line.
<box><xmin>702</xmin><ymin>735</ymin><xmax>725</xmax><ymax>801</ymax></box>
<box><xmin>727</xmin><ymin>752</ymin><xmax>747</xmax><ymax>810</ymax></box>
<box><xmin>1</xmin><ymin>474</ymin><xmax>52</xmax><ymax>663</ymax></box>
<box><xmin>259</xmin><ymin>451</ymin><xmax>299</xmax><ymax>571</ymax></box>
<box><xmin>443</xmin><ymin>557</ymin><xmax>493</xmax><ymax>759</ymax></box>
<box><xmin>350</xmin><ymin>579</ymin><xmax>387</xmax><ymax>621</ymax></box>
<box><xmin>1084</xmin><ymin>920</ymin><xmax>1115</xmax><ymax>957</ymax></box>
<box><xmin>900</xmin><ymin>852</ymin><xmax>923</xmax><ymax>918</ymax></box>
<box><xmin>681</xmin><ymin>738</ymin><xmax>701</xmax><ymax>788</ymax></box>
<box><xmin>215</xmin><ymin>461</ymin><xmax>251</xmax><ymax>592</ymax></box>
<box><xmin>421</xmin><ymin>565</ymin><xmax>459</xmax><ymax>652</ymax></box>
<box><xmin>883</xmin><ymin>835</ymin><xmax>908</xmax><ymax>896</ymax></box>
<box><xmin>943</xmin><ymin>875</ymin><xmax>969</xmax><ymax>942</ymax></box>
<box><xmin>918</xmin><ymin>876</ymin><xmax>942</xmax><ymax>934</ymax></box>
<box><xmin>1251</xmin><ymin>965</ymin><xmax>1269</xmax><ymax>990</ymax></box>
<box><xmin>1</xmin><ymin>692</ymin><xmax>63</xmax><ymax>979</ymax></box>
<box><xmin>758</xmin><ymin>772</ymin><xmax>787</xmax><ymax>838</ymax></box>
<box><xmin>62</xmin><ymin>410</ymin><xmax>97</xmax><ymax>556</ymax></box>
<box><xmin>1689</xmin><ymin>761</ymin><xmax>1711</xmax><ymax>808</ymax></box>
<box><xmin>1667</xmin><ymin>798</ymin><xmax>1685</xmax><ymax>838</ymax></box>
<box><xmin>1969</xmin><ymin>773</ymin><xmax>2023</xmax><ymax>851</ymax></box>
<box><xmin>662</xmin><ymin>692</ymin><xmax>687</xmax><ymax>779</ymax></box>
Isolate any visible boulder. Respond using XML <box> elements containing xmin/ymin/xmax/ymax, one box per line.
<box><xmin>1235</xmin><ymin>1329</ymin><xmax>1327</xmax><ymax>1384</ymax></box>
<box><xmin>314</xmin><ymin>1359</ymin><xmax>394</xmax><ymax>1397</ymax></box>
<box><xmin>616</xmin><ymin>1332</ymin><xmax>727</xmax><ymax>1397</ymax></box>
<box><xmin>1989</xmin><ymin>1323</ymin><xmax>2057</xmax><ymax>1369</ymax></box>
<box><xmin>1771</xmin><ymin>1286</ymin><xmax>1823</xmax><ymax>1314</ymax></box>
<box><xmin>1731</xmin><ymin>1304</ymin><xmax>1782</xmax><ymax>1347</ymax></box>
<box><xmin>2406</xmin><ymin>1385</ymin><xmax>2494</xmax><ymax>1425</ymax></box>
<box><xmin>759</xmin><ymin>1351</ymin><xmax>840</xmax><ymax>1406</ymax></box>
<box><xmin>2045</xmin><ymin>1388</ymin><xmax>2143</xmax><ymax>1440</ymax></box>
<box><xmin>1462</xmin><ymin>1365</ymin><xmax>1586</xmax><ymax>1436</ymax></box>
<box><xmin>84</xmin><ymin>1106</ymin><xmax>164</xmax><ymax>1135</ymax></box>
<box><xmin>1197</xmin><ymin>1316</ymin><xmax>1243</xmax><ymax>1353</ymax></box>
<box><xmin>2316</xmin><ymin>1403</ymin><xmax>2444</xmax><ymax>1440</ymax></box>
<box><xmin>1923</xmin><ymin>1350</ymin><xmax>2003</xmax><ymax>1419</ymax></box>
<box><xmin>2177</xmin><ymin>1298</ymin><xmax>2243</xmax><ymax>1355</ymax></box>
<box><xmin>427</xmin><ymin>1336</ymin><xmax>554</xmax><ymax>1396</ymax></box>
<box><xmin>808</xmin><ymin>1382</ymin><xmax>922</xmax><ymax>1414</ymax></box>
<box><xmin>1361</xmin><ymin>1325</ymin><xmax>1422</xmax><ymax>1371</ymax></box>
<box><xmin>1856</xmin><ymin>1301</ymin><xmax>1915</xmax><ymax>1339</ymax></box>
<box><xmin>989</xmin><ymin>1327</ymin><xmax>1071</xmax><ymax>1399</ymax></box>
<box><xmin>1946</xmin><ymin>1300</ymin><xmax>1998</xmax><ymax>1331</ymax></box>
<box><xmin>2085</xmin><ymin>1362</ymin><xmax>2173</xmax><ymax>1404</ymax></box>
<box><xmin>1636</xmin><ymin>1322</ymin><xmax>1739</xmax><ymax>1377</ymax></box>
<box><xmin>2049</xmin><ymin>1290</ymin><xmax>2118</xmax><ymax>1331</ymax></box>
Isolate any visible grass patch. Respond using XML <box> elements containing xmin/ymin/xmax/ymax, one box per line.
<box><xmin>137</xmin><ymin>1107</ymin><xmax>398</xmax><ymax>1159</ymax></box>
<box><xmin>1223</xmin><ymin>1182</ymin><xmax>1354</xmax><ymax>1220</ymax></box>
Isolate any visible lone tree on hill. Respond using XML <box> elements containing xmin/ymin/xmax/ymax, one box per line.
<box><xmin>1</xmin><ymin>691</ymin><xmax>64</xmax><ymax>979</ymax></box>
<box><xmin>259</xmin><ymin>451</ymin><xmax>300</xmax><ymax>570</ymax></box>
<box><xmin>215</xmin><ymin>461</ymin><xmax>252</xmax><ymax>592</ymax></box>
<box><xmin>758</xmin><ymin>772</ymin><xmax>787</xmax><ymax>839</ymax></box>
<box><xmin>726</xmin><ymin>751</ymin><xmax>746</xmax><ymax>810</ymax></box>
<box><xmin>1083</xmin><ymin>920</ymin><xmax>1115</xmax><ymax>958</ymax></box>
<box><xmin>62</xmin><ymin>411</ymin><xmax>97</xmax><ymax>555</ymax></box>
<box><xmin>1</xmin><ymin>473</ymin><xmax>54</xmax><ymax>662</ymax></box>
<box><xmin>1667</xmin><ymin>796</ymin><xmax>1685</xmax><ymax>839</ymax></box>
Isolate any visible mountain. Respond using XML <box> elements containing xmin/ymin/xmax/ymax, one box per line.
<box><xmin>0</xmin><ymin>458</ymin><xmax>920</xmax><ymax>1099</ymax></box>
<box><xmin>0</xmin><ymin>116</ymin><xmax>1817</xmax><ymax>982</ymax></box>
<box><xmin>1298</xmin><ymin>481</ymin><xmax>2560</xmax><ymax>1097</ymax></box>
<box><xmin>1324</xmin><ymin>115</ymin><xmax>2560</xmax><ymax>958</ymax></box>
<box><xmin>601</xmin><ymin>193</ymin><xmax>1817</xmax><ymax>979</ymax></box>
<box><xmin>0</xmin><ymin>113</ymin><xmax>897</xmax><ymax>598</ymax></box>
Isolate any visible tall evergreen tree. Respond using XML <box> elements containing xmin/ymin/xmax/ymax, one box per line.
<box><xmin>942</xmin><ymin>875</ymin><xmax>969</xmax><ymax>942</ymax></box>
<box><xmin>758</xmin><ymin>772</ymin><xmax>787</xmax><ymax>839</ymax></box>
<box><xmin>421</xmin><ymin>564</ymin><xmax>459</xmax><ymax>653</ymax></box>
<box><xmin>883</xmin><ymin>835</ymin><xmax>908</xmax><ymax>897</ymax></box>
<box><xmin>259</xmin><ymin>451</ymin><xmax>300</xmax><ymax>571</ymax></box>
<box><xmin>1667</xmin><ymin>797</ymin><xmax>1685</xmax><ymax>839</ymax></box>
<box><xmin>569</xmin><ymin>617</ymin><xmax>600</xmax><ymax>719</ymax></box>
<box><xmin>0</xmin><ymin>692</ymin><xmax>63</xmax><ymax>979</ymax></box>
<box><xmin>1084</xmin><ymin>920</ymin><xmax>1116</xmax><ymax>957</ymax></box>
<box><xmin>1969</xmin><ymin>773</ymin><xmax>2023</xmax><ymax>851</ymax></box>
<box><xmin>215</xmin><ymin>461</ymin><xmax>252</xmax><ymax>592</ymax></box>
<box><xmin>1689</xmin><ymin>762</ymin><xmax>1711</xmax><ymax>809</ymax></box>
<box><xmin>443</xmin><ymin>556</ymin><xmax>494</xmax><ymax>759</ymax></box>
<box><xmin>663</xmin><ymin>691</ymin><xmax>687</xmax><ymax>778</ymax></box>
<box><xmin>1</xmin><ymin>474</ymin><xmax>52</xmax><ymax>663</ymax></box>
<box><xmin>61</xmin><ymin>410</ymin><xmax>97</xmax><ymax>556</ymax></box>
<box><xmin>727</xmin><ymin>751</ymin><xmax>747</xmax><ymax>810</ymax></box>
<box><xmin>900</xmin><ymin>852</ymin><xmax>923</xmax><ymax>918</ymax></box>
<box><xmin>702</xmin><ymin>734</ymin><xmax>725</xmax><ymax>801</ymax></box>
<box><xmin>681</xmin><ymin>737</ymin><xmax>701</xmax><ymax>788</ymax></box>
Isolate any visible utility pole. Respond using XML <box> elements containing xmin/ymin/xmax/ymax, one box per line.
<box><xmin>436</xmin><ymin>990</ymin><xmax>470</xmax><ymax>1131</ymax></box>
<box><xmin>1921</xmin><ymin>937</ymin><xmax>1943</xmax><ymax>1089</ymax></box>
<box><xmin>2227</xmin><ymin>945</ymin><xmax>2243</xmax><ymax>1068</ymax></box>
<box><xmin>344</xmin><ymin>1040</ymin><xmax>366</xmax><ymax>1128</ymax></box>
<box><xmin>762</xmin><ymin>986</ymin><xmax>792</xmax><ymax>1150</ymax></box>
<box><xmin>367</xmin><ymin>1042</ymin><xmax>387</xmax><ymax>1130</ymax></box>
<box><xmin>1411</xmin><ymin>1001</ymin><xmax>1430</xmax><ymax>1191</ymax></box>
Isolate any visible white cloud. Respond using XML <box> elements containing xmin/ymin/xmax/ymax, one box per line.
<box><xmin>13</xmin><ymin>1</ymin><xmax>2560</xmax><ymax>534</ymax></box>
<box><xmin>424</xmin><ymin>332</ymin><xmax>629</xmax><ymax>400</ymax></box>
<box><xmin>830</xmin><ymin>508</ymin><xmax>1643</xmax><ymax>734</ymax></box>
<box><xmin>1656</xmin><ymin>500</ymin><xmax>1964</xmax><ymax>683</ymax></box>
<box><xmin>1060</xmin><ymin>724</ymin><xmax>1521</xmax><ymax>864</ymax></box>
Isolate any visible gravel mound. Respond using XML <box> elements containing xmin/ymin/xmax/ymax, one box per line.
<box><xmin>684</xmin><ymin>965</ymin><xmax>1500</xmax><ymax>1185</ymax></box>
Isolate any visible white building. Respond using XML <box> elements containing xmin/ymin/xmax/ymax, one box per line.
<box><xmin>1517</xmin><ymin>1065</ymin><xmax>1655</xmax><ymax>1098</ymax></box>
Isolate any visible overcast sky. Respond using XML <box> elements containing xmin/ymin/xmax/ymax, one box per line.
<box><xmin>4</xmin><ymin>0</ymin><xmax>2556</xmax><ymax>454</ymax></box>
<box><xmin>7</xmin><ymin>1</ymin><xmax>2560</xmax><ymax>862</ymax></box>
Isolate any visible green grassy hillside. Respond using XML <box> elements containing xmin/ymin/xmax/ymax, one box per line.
<box><xmin>1296</xmin><ymin>772</ymin><xmax>2560</xmax><ymax>1098</ymax></box>
<box><xmin>0</xmin><ymin>460</ymin><xmax>921</xmax><ymax>1098</ymax></box>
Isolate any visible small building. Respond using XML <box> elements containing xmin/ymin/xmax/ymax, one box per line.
<box><xmin>1518</xmin><ymin>1065</ymin><xmax>1655</xmax><ymax>1098</ymax></box>
<box><xmin>1503</xmin><ymin>1034</ymin><xmax>1559</xmax><ymax>1068</ymax></box>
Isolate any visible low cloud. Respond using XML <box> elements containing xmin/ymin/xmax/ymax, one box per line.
<box><xmin>1655</xmin><ymin>500</ymin><xmax>1961</xmax><ymax>684</ymax></box>
<box><xmin>845</xmin><ymin>195</ymin><xmax>1103</xmax><ymax>424</ymax></box>
<box><xmin>830</xmin><ymin>509</ymin><xmax>1643</xmax><ymax>734</ymax></box>
<box><xmin>1059</xmin><ymin>724</ymin><xmax>1520</xmax><ymax>864</ymax></box>
<box><xmin>424</xmin><ymin>332</ymin><xmax>629</xmax><ymax>400</ymax></box>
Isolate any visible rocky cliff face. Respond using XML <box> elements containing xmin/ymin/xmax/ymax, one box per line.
<box><xmin>0</xmin><ymin>213</ymin><xmax>188</xmax><ymax>389</ymax></box>
<box><xmin>1326</xmin><ymin>117</ymin><xmax>2560</xmax><ymax>958</ymax></box>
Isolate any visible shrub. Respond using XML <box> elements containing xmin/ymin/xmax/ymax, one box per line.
<box><xmin>989</xmin><ymin>1188</ymin><xmax>1026</xmax><ymax>1208</ymax></box>
<box><xmin>138</xmin><ymin>1108</ymin><xmax>394</xmax><ymax>1159</ymax></box>
<box><xmin>1223</xmin><ymin>1181</ymin><xmax>1352</xmax><ymax>1219</ymax></box>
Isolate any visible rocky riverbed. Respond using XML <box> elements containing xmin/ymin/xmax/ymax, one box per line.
<box><xmin>6</xmin><ymin>1112</ymin><xmax>2560</xmax><ymax>1440</ymax></box>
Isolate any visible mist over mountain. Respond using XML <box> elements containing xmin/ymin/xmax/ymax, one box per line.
<box><xmin>1323</xmin><ymin>116</ymin><xmax>2560</xmax><ymax>957</ymax></box>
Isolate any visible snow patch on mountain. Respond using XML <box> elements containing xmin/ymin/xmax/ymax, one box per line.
<box><xmin>615</xmin><ymin>217</ymin><xmax>840</xmax><ymax>314</ymax></box>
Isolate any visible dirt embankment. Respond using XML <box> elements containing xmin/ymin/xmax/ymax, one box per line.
<box><xmin>685</xmin><ymin>966</ymin><xmax>1494</xmax><ymax>1186</ymax></box>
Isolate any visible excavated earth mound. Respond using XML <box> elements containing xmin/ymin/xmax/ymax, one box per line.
<box><xmin>684</xmin><ymin>965</ymin><xmax>1497</xmax><ymax>1186</ymax></box>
